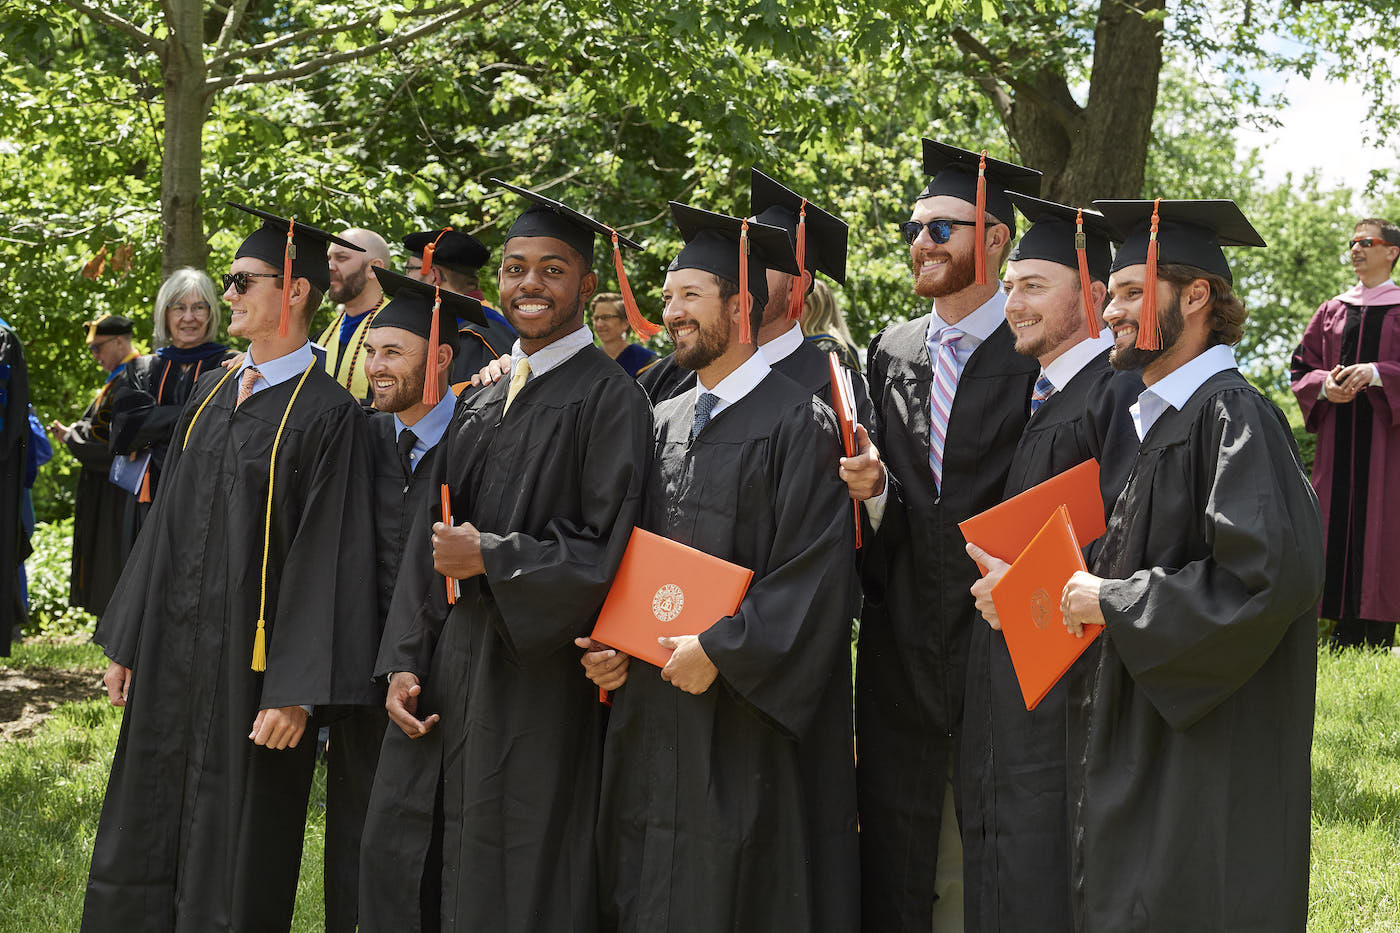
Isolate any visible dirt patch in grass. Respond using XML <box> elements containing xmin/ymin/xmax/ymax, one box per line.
<box><xmin>0</xmin><ymin>668</ymin><xmax>103</xmax><ymax>741</ymax></box>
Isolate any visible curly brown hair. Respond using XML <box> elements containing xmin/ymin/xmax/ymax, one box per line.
<box><xmin>1154</xmin><ymin>263</ymin><xmax>1247</xmax><ymax>347</ymax></box>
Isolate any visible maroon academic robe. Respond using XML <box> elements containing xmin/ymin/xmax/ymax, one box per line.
<box><xmin>1290</xmin><ymin>281</ymin><xmax>1400</xmax><ymax>623</ymax></box>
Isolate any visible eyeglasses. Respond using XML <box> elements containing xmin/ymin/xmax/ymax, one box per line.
<box><xmin>222</xmin><ymin>271</ymin><xmax>282</xmax><ymax>294</ymax></box>
<box><xmin>88</xmin><ymin>339</ymin><xmax>114</xmax><ymax>354</ymax></box>
<box><xmin>1349</xmin><ymin>236</ymin><xmax>1394</xmax><ymax>250</ymax></box>
<box><xmin>899</xmin><ymin>218</ymin><xmax>978</xmax><ymax>246</ymax></box>
<box><xmin>168</xmin><ymin>301</ymin><xmax>212</xmax><ymax>319</ymax></box>
<box><xmin>592</xmin><ymin>314</ymin><xmax>626</xmax><ymax>324</ymax></box>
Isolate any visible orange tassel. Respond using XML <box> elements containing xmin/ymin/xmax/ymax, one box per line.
<box><xmin>278</xmin><ymin>218</ymin><xmax>296</xmax><ymax>338</ymax></box>
<box><xmin>421</xmin><ymin>226</ymin><xmax>452</xmax><ymax>277</ymax></box>
<box><xmin>441</xmin><ymin>484</ymin><xmax>456</xmax><ymax>605</ymax></box>
<box><xmin>739</xmin><ymin>219</ymin><xmax>752</xmax><ymax>344</ymax></box>
<box><xmin>787</xmin><ymin>199</ymin><xmax>808</xmax><ymax>321</ymax></box>
<box><xmin>1075</xmin><ymin>209</ymin><xmax>1098</xmax><ymax>335</ymax></box>
<box><xmin>423</xmin><ymin>287</ymin><xmax>442</xmax><ymax>405</ymax></box>
<box><xmin>974</xmin><ymin>150</ymin><xmax>988</xmax><ymax>286</ymax></box>
<box><xmin>137</xmin><ymin>461</ymin><xmax>152</xmax><ymax>504</ymax></box>
<box><xmin>612</xmin><ymin>231</ymin><xmax>661</xmax><ymax>339</ymax></box>
<box><xmin>1136</xmin><ymin>198</ymin><xmax>1162</xmax><ymax>350</ymax></box>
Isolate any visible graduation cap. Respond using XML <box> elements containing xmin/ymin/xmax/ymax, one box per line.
<box><xmin>668</xmin><ymin>201</ymin><xmax>800</xmax><ymax>345</ymax></box>
<box><xmin>491</xmin><ymin>178</ymin><xmax>661</xmax><ymax>339</ymax></box>
<box><xmin>918</xmin><ymin>139</ymin><xmax>1043</xmax><ymax>286</ymax></box>
<box><xmin>371</xmin><ymin>267</ymin><xmax>486</xmax><ymax>405</ymax></box>
<box><xmin>84</xmin><ymin>314</ymin><xmax>134</xmax><ymax>342</ymax></box>
<box><xmin>1007</xmin><ymin>192</ymin><xmax>1118</xmax><ymax>334</ymax></box>
<box><xmin>750</xmin><ymin>168</ymin><xmax>849</xmax><ymax>322</ymax></box>
<box><xmin>1093</xmin><ymin>198</ymin><xmax>1266</xmax><ymax>350</ymax></box>
<box><xmin>229</xmin><ymin>202</ymin><xmax>365</xmax><ymax>339</ymax></box>
<box><xmin>403</xmin><ymin>227</ymin><xmax>491</xmax><ymax>278</ymax></box>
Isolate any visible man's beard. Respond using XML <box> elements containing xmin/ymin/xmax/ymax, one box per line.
<box><xmin>673</xmin><ymin>310</ymin><xmax>732</xmax><ymax>371</ymax></box>
<box><xmin>914</xmin><ymin>248</ymin><xmax>978</xmax><ymax>299</ymax></box>
<box><xmin>330</xmin><ymin>261</ymin><xmax>370</xmax><ymax>304</ymax></box>
<box><xmin>373</xmin><ymin>368</ymin><xmax>426</xmax><ymax>413</ymax></box>
<box><xmin>1015</xmin><ymin>299</ymin><xmax>1089</xmax><ymax>360</ymax></box>
<box><xmin>1110</xmin><ymin>292</ymin><xmax>1186</xmax><ymax>371</ymax></box>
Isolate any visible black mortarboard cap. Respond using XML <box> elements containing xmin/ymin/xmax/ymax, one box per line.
<box><xmin>229</xmin><ymin>202</ymin><xmax>362</xmax><ymax>294</ymax></box>
<box><xmin>85</xmin><ymin>314</ymin><xmax>134</xmax><ymax>341</ymax></box>
<box><xmin>750</xmin><ymin>168</ymin><xmax>848</xmax><ymax>286</ymax></box>
<box><xmin>1008</xmin><ymin>193</ymin><xmax>1118</xmax><ymax>334</ymax></box>
<box><xmin>668</xmin><ymin>202</ymin><xmax>799</xmax><ymax>344</ymax></box>
<box><xmin>370</xmin><ymin>267</ymin><xmax>486</xmax><ymax>405</ymax></box>
<box><xmin>918</xmin><ymin>139</ymin><xmax>1042</xmax><ymax>237</ymax></box>
<box><xmin>403</xmin><ymin>228</ymin><xmax>491</xmax><ymax>276</ymax></box>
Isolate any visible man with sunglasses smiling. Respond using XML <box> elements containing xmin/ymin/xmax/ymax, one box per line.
<box><xmin>1291</xmin><ymin>217</ymin><xmax>1400</xmax><ymax>649</ymax></box>
<box><xmin>83</xmin><ymin>204</ymin><xmax>382</xmax><ymax>933</ymax></box>
<box><xmin>839</xmin><ymin>139</ymin><xmax>1040</xmax><ymax>931</ymax></box>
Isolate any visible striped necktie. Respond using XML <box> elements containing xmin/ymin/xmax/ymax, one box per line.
<box><xmin>928</xmin><ymin>327</ymin><xmax>963</xmax><ymax>491</ymax></box>
<box><xmin>1030</xmin><ymin>373</ymin><xmax>1056</xmax><ymax>414</ymax></box>
<box><xmin>235</xmin><ymin>366</ymin><xmax>261</xmax><ymax>409</ymax></box>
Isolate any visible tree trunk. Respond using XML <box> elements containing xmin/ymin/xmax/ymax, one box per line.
<box><xmin>998</xmin><ymin>0</ymin><xmax>1165</xmax><ymax>205</ymax></box>
<box><xmin>159</xmin><ymin>0</ymin><xmax>210</xmax><ymax>277</ymax></box>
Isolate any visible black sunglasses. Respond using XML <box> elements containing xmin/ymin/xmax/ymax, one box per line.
<box><xmin>899</xmin><ymin>218</ymin><xmax>978</xmax><ymax>246</ymax></box>
<box><xmin>222</xmin><ymin>271</ymin><xmax>282</xmax><ymax>294</ymax></box>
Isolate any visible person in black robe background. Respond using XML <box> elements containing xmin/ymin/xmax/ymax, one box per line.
<box><xmin>1059</xmin><ymin>199</ymin><xmax>1322</xmax><ymax>932</ymax></box>
<box><xmin>586</xmin><ymin>203</ymin><xmax>858</xmax><ymax>932</ymax></box>
<box><xmin>109</xmin><ymin>268</ymin><xmax>234</xmax><ymax>553</ymax></box>
<box><xmin>1</xmin><ymin>316</ymin><xmax>30</xmax><ymax>652</ymax></box>
<box><xmin>83</xmin><ymin>207</ymin><xmax>381</xmax><ymax>933</ymax></box>
<box><xmin>839</xmin><ymin>140</ymin><xmax>1040</xmax><ymax>932</ymax></box>
<box><xmin>51</xmin><ymin>314</ymin><xmax>138</xmax><ymax>619</ymax></box>
<box><xmin>360</xmin><ymin>182</ymin><xmax>652</xmax><ymax>933</ymax></box>
<box><xmin>957</xmin><ymin>196</ymin><xmax>1140</xmax><ymax>933</ymax></box>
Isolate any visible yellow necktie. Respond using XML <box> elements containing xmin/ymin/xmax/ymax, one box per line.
<box><xmin>503</xmin><ymin>357</ymin><xmax>531</xmax><ymax>413</ymax></box>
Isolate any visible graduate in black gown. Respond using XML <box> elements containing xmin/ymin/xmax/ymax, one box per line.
<box><xmin>0</xmin><ymin>316</ymin><xmax>30</xmax><ymax>652</ymax></box>
<box><xmin>839</xmin><ymin>140</ymin><xmax>1040</xmax><ymax>932</ymax></box>
<box><xmin>109</xmin><ymin>268</ymin><xmax>235</xmax><ymax>552</ymax></box>
<box><xmin>1058</xmin><ymin>199</ymin><xmax>1322</xmax><ymax>932</ymax></box>
<box><xmin>321</xmin><ymin>270</ymin><xmax>484</xmax><ymax>933</ymax></box>
<box><xmin>957</xmin><ymin>195</ymin><xmax>1141</xmax><ymax>933</ymax></box>
<box><xmin>360</xmin><ymin>181</ymin><xmax>653</xmax><ymax>933</ymax></box>
<box><xmin>587</xmin><ymin>202</ymin><xmax>859</xmax><ymax>933</ymax></box>
<box><xmin>83</xmin><ymin>206</ymin><xmax>381</xmax><ymax>933</ymax></box>
<box><xmin>403</xmin><ymin>226</ymin><xmax>518</xmax><ymax>390</ymax></box>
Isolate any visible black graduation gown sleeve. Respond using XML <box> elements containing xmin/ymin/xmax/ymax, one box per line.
<box><xmin>1</xmin><ymin>324</ymin><xmax>30</xmax><ymax>650</ymax></box>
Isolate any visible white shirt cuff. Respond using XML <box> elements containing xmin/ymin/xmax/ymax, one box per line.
<box><xmin>864</xmin><ymin>475</ymin><xmax>889</xmax><ymax>531</ymax></box>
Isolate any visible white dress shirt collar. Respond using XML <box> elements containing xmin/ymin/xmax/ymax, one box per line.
<box><xmin>761</xmin><ymin>322</ymin><xmax>805</xmax><ymax>365</ymax></box>
<box><xmin>694</xmin><ymin>350</ymin><xmax>772</xmax><ymax>419</ymax></box>
<box><xmin>1042</xmin><ymin>329</ymin><xmax>1113</xmax><ymax>391</ymax></box>
<box><xmin>510</xmin><ymin>325</ymin><xmax>595</xmax><ymax>379</ymax></box>
<box><xmin>1130</xmin><ymin>343</ymin><xmax>1237</xmax><ymax>439</ymax></box>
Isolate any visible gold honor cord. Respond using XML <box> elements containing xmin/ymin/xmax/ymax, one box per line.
<box><xmin>181</xmin><ymin>361</ymin><xmax>317</xmax><ymax>671</ymax></box>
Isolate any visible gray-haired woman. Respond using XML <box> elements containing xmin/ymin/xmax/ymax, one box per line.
<box><xmin>110</xmin><ymin>267</ymin><xmax>236</xmax><ymax>547</ymax></box>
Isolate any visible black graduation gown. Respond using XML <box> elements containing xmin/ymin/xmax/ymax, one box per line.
<box><xmin>960</xmin><ymin>351</ymin><xmax>1142</xmax><ymax>933</ymax></box>
<box><xmin>360</xmin><ymin>345</ymin><xmax>652</xmax><ymax>933</ymax></box>
<box><xmin>109</xmin><ymin>348</ymin><xmax>237</xmax><ymax>552</ymax></box>
<box><xmin>854</xmin><ymin>315</ymin><xmax>1036</xmax><ymax>933</ymax></box>
<box><xmin>449</xmin><ymin>315</ymin><xmax>517</xmax><ymax>392</ymax></box>
<box><xmin>1066</xmin><ymin>369</ymin><xmax>1322</xmax><ymax>933</ymax></box>
<box><xmin>322</xmin><ymin>412</ymin><xmax>444</xmax><ymax>933</ymax></box>
<box><xmin>66</xmin><ymin>380</ymin><xmax>129</xmax><ymax>616</ymax></box>
<box><xmin>636</xmin><ymin>351</ymin><xmax>692</xmax><ymax>403</ymax></box>
<box><xmin>596</xmin><ymin>371</ymin><xmax>859</xmax><ymax>933</ymax></box>
<box><xmin>1</xmin><ymin>322</ymin><xmax>30</xmax><ymax>651</ymax></box>
<box><xmin>83</xmin><ymin>365</ymin><xmax>381</xmax><ymax>933</ymax></box>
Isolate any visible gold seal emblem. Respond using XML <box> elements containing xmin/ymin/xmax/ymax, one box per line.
<box><xmin>652</xmin><ymin>584</ymin><xmax>685</xmax><ymax>623</ymax></box>
<box><xmin>1031</xmin><ymin>587</ymin><xmax>1052</xmax><ymax>630</ymax></box>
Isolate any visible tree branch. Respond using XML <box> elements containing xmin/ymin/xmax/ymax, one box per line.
<box><xmin>212</xmin><ymin>0</ymin><xmax>251</xmax><ymax>60</ymax></box>
<box><xmin>207</xmin><ymin>3</ymin><xmax>472</xmax><ymax>71</ymax></box>
<box><xmin>58</xmin><ymin>0</ymin><xmax>164</xmax><ymax>56</ymax></box>
<box><xmin>950</xmin><ymin>27</ymin><xmax>1084</xmax><ymax>134</ymax></box>
<box><xmin>207</xmin><ymin>5</ymin><xmax>486</xmax><ymax>91</ymax></box>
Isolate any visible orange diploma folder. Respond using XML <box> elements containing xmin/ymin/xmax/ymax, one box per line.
<box><xmin>958</xmin><ymin>458</ymin><xmax>1106</xmax><ymax>571</ymax></box>
<box><xmin>827</xmin><ymin>351</ymin><xmax>863</xmax><ymax>548</ymax></box>
<box><xmin>989</xmin><ymin>506</ymin><xmax>1102</xmax><ymax>710</ymax></box>
<box><xmin>590</xmin><ymin>527</ymin><xmax>754</xmax><ymax>669</ymax></box>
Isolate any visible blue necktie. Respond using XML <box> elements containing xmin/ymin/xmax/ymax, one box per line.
<box><xmin>691</xmin><ymin>392</ymin><xmax>719</xmax><ymax>442</ymax></box>
<box><xmin>1030</xmin><ymin>373</ymin><xmax>1055</xmax><ymax>414</ymax></box>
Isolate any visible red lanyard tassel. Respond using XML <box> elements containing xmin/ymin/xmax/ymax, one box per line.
<box><xmin>1136</xmin><ymin>198</ymin><xmax>1162</xmax><ymax>350</ymax></box>
<box><xmin>739</xmin><ymin>219</ymin><xmax>753</xmax><ymax>344</ymax></box>
<box><xmin>974</xmin><ymin>151</ymin><xmax>988</xmax><ymax>286</ymax></box>
<box><xmin>612</xmin><ymin>231</ymin><xmax>661</xmax><ymax>339</ymax></box>
<box><xmin>1075</xmin><ymin>209</ymin><xmax>1098</xmax><ymax>335</ymax></box>
<box><xmin>423</xmin><ymin>287</ymin><xmax>442</xmax><ymax>405</ymax></box>
<box><xmin>421</xmin><ymin>226</ymin><xmax>452</xmax><ymax>277</ymax></box>
<box><xmin>278</xmin><ymin>218</ymin><xmax>296</xmax><ymax>338</ymax></box>
<box><xmin>787</xmin><ymin>199</ymin><xmax>808</xmax><ymax>321</ymax></box>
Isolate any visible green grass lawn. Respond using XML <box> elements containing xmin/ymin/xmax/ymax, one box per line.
<box><xmin>3</xmin><ymin>641</ymin><xmax>1399</xmax><ymax>931</ymax></box>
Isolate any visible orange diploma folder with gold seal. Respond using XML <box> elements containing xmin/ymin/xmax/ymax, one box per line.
<box><xmin>989</xmin><ymin>505</ymin><xmax>1102</xmax><ymax>710</ymax></box>
<box><xmin>958</xmin><ymin>458</ymin><xmax>1106</xmax><ymax>572</ymax></box>
<box><xmin>590</xmin><ymin>527</ymin><xmax>754</xmax><ymax>669</ymax></box>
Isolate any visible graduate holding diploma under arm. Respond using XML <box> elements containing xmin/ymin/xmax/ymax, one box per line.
<box><xmin>1059</xmin><ymin>198</ymin><xmax>1323</xmax><ymax>933</ymax></box>
<box><xmin>583</xmin><ymin>202</ymin><xmax>859</xmax><ymax>933</ymax></box>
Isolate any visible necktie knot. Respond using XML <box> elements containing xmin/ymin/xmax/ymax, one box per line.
<box><xmin>1031</xmin><ymin>373</ymin><xmax>1056</xmax><ymax>414</ymax></box>
<box><xmin>939</xmin><ymin>327</ymin><xmax>965</xmax><ymax>348</ymax></box>
<box><xmin>397</xmin><ymin>428</ymin><xmax>418</xmax><ymax>477</ymax></box>
<box><xmin>691</xmin><ymin>392</ymin><xmax>720</xmax><ymax>441</ymax></box>
<box><xmin>236</xmin><ymin>366</ymin><xmax>261</xmax><ymax>408</ymax></box>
